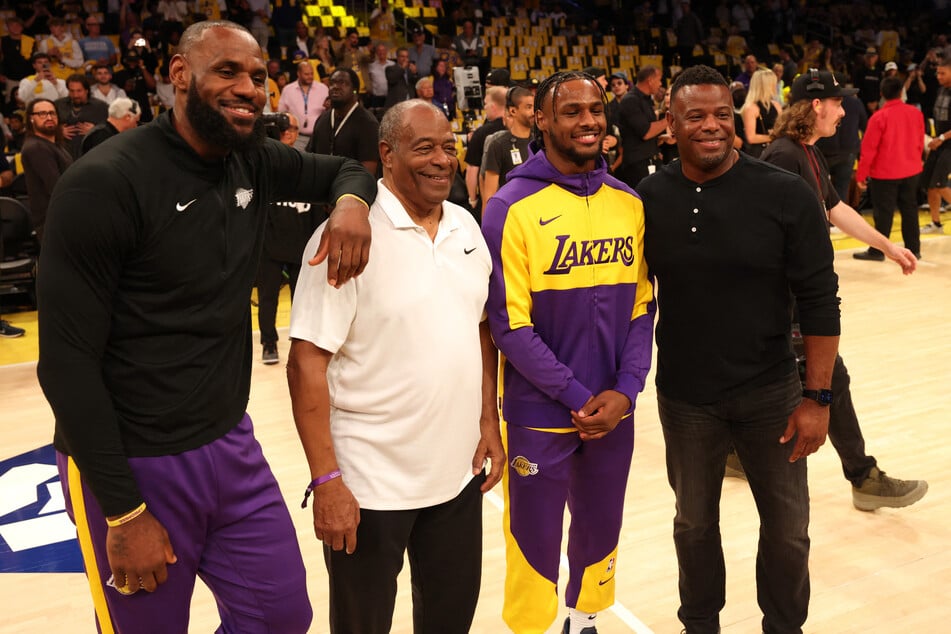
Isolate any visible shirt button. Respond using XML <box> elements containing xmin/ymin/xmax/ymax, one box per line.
<box><xmin>696</xmin><ymin>186</ymin><xmax>701</xmax><ymax>192</ymax></box>
<box><xmin>693</xmin><ymin>208</ymin><xmax>699</xmax><ymax>214</ymax></box>
<box><xmin>691</xmin><ymin>227</ymin><xmax>697</xmax><ymax>232</ymax></box>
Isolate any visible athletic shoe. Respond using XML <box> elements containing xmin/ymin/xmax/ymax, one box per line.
<box><xmin>852</xmin><ymin>466</ymin><xmax>928</xmax><ymax>512</ymax></box>
<box><xmin>562</xmin><ymin>617</ymin><xmax>597</xmax><ymax>634</ymax></box>
<box><xmin>724</xmin><ymin>451</ymin><xmax>746</xmax><ymax>480</ymax></box>
<box><xmin>262</xmin><ymin>343</ymin><xmax>279</xmax><ymax>365</ymax></box>
<box><xmin>920</xmin><ymin>222</ymin><xmax>945</xmax><ymax>234</ymax></box>
<box><xmin>852</xmin><ymin>249</ymin><xmax>885</xmax><ymax>261</ymax></box>
<box><xmin>0</xmin><ymin>320</ymin><xmax>25</xmax><ymax>338</ymax></box>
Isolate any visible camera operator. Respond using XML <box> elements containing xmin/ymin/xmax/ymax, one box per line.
<box><xmin>114</xmin><ymin>48</ymin><xmax>155</xmax><ymax>123</ymax></box>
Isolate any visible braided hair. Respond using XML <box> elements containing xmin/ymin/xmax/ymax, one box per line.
<box><xmin>532</xmin><ymin>70</ymin><xmax>609</xmax><ymax>148</ymax></box>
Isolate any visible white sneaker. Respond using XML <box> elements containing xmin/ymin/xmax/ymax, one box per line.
<box><xmin>920</xmin><ymin>222</ymin><xmax>945</xmax><ymax>234</ymax></box>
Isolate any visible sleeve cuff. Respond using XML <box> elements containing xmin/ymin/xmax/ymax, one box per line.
<box><xmin>612</xmin><ymin>373</ymin><xmax>644</xmax><ymax>412</ymax></box>
<box><xmin>559</xmin><ymin>377</ymin><xmax>593</xmax><ymax>413</ymax></box>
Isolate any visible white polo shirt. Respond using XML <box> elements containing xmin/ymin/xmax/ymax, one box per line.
<box><xmin>290</xmin><ymin>181</ymin><xmax>491</xmax><ymax>511</ymax></box>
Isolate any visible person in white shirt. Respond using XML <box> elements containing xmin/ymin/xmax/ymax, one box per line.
<box><xmin>287</xmin><ymin>100</ymin><xmax>503</xmax><ymax>633</ymax></box>
<box><xmin>90</xmin><ymin>63</ymin><xmax>128</xmax><ymax>105</ymax></box>
<box><xmin>17</xmin><ymin>52</ymin><xmax>68</xmax><ymax>106</ymax></box>
<box><xmin>366</xmin><ymin>42</ymin><xmax>393</xmax><ymax>109</ymax></box>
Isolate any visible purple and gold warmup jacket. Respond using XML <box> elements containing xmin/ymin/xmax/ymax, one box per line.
<box><xmin>482</xmin><ymin>148</ymin><xmax>655</xmax><ymax>429</ymax></box>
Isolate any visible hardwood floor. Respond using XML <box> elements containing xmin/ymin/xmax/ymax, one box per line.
<box><xmin>2</xmin><ymin>237</ymin><xmax>949</xmax><ymax>633</ymax></box>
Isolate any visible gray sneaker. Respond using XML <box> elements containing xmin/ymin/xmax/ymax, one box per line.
<box><xmin>724</xmin><ymin>451</ymin><xmax>746</xmax><ymax>480</ymax></box>
<box><xmin>262</xmin><ymin>343</ymin><xmax>279</xmax><ymax>365</ymax></box>
<box><xmin>852</xmin><ymin>466</ymin><xmax>928</xmax><ymax>511</ymax></box>
<box><xmin>920</xmin><ymin>222</ymin><xmax>945</xmax><ymax>234</ymax></box>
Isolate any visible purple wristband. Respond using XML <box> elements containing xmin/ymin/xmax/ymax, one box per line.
<box><xmin>300</xmin><ymin>469</ymin><xmax>342</xmax><ymax>508</ymax></box>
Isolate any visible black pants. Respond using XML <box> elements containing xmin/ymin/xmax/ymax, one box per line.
<box><xmin>794</xmin><ymin>332</ymin><xmax>878</xmax><ymax>486</ymax></box>
<box><xmin>616</xmin><ymin>157</ymin><xmax>652</xmax><ymax>189</ymax></box>
<box><xmin>323</xmin><ymin>474</ymin><xmax>485</xmax><ymax>634</ymax></box>
<box><xmin>257</xmin><ymin>256</ymin><xmax>301</xmax><ymax>346</ymax></box>
<box><xmin>868</xmin><ymin>175</ymin><xmax>921</xmax><ymax>255</ymax></box>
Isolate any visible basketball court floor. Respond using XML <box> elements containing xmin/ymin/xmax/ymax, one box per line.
<box><xmin>2</xmin><ymin>225</ymin><xmax>949</xmax><ymax>633</ymax></box>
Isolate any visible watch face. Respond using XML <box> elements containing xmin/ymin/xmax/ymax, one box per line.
<box><xmin>804</xmin><ymin>389</ymin><xmax>833</xmax><ymax>405</ymax></box>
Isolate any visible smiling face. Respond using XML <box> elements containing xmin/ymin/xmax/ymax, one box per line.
<box><xmin>536</xmin><ymin>78</ymin><xmax>606</xmax><ymax>174</ymax></box>
<box><xmin>381</xmin><ymin>102</ymin><xmax>457</xmax><ymax>217</ymax></box>
<box><xmin>668</xmin><ymin>83</ymin><xmax>736</xmax><ymax>182</ymax></box>
<box><xmin>172</xmin><ymin>25</ymin><xmax>268</xmax><ymax>157</ymax></box>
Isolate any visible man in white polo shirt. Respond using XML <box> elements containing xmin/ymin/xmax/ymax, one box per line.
<box><xmin>287</xmin><ymin>99</ymin><xmax>504</xmax><ymax>632</ymax></box>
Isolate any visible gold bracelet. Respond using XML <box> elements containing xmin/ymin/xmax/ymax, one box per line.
<box><xmin>335</xmin><ymin>193</ymin><xmax>370</xmax><ymax>209</ymax></box>
<box><xmin>106</xmin><ymin>502</ymin><xmax>147</xmax><ymax>527</ymax></box>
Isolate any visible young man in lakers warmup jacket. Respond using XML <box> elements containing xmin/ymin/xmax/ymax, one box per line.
<box><xmin>482</xmin><ymin>70</ymin><xmax>655</xmax><ymax>634</ymax></box>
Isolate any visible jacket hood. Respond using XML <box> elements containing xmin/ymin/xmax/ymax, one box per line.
<box><xmin>507</xmin><ymin>142</ymin><xmax>611</xmax><ymax>197</ymax></box>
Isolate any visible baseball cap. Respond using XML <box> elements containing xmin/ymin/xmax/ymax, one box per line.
<box><xmin>865</xmin><ymin>46</ymin><xmax>878</xmax><ymax>55</ymax></box>
<box><xmin>884</xmin><ymin>61</ymin><xmax>898</xmax><ymax>71</ymax></box>
<box><xmin>609</xmin><ymin>71</ymin><xmax>628</xmax><ymax>81</ymax></box>
<box><xmin>582</xmin><ymin>66</ymin><xmax>605</xmax><ymax>79</ymax></box>
<box><xmin>789</xmin><ymin>69</ymin><xmax>858</xmax><ymax>103</ymax></box>
<box><xmin>485</xmin><ymin>68</ymin><xmax>510</xmax><ymax>87</ymax></box>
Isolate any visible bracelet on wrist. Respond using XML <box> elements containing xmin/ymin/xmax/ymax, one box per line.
<box><xmin>300</xmin><ymin>469</ymin><xmax>342</xmax><ymax>508</ymax></box>
<box><xmin>106</xmin><ymin>502</ymin><xmax>147</xmax><ymax>527</ymax></box>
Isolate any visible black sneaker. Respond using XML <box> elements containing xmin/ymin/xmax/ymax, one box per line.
<box><xmin>0</xmin><ymin>320</ymin><xmax>25</xmax><ymax>338</ymax></box>
<box><xmin>262</xmin><ymin>343</ymin><xmax>279</xmax><ymax>365</ymax></box>
<box><xmin>852</xmin><ymin>249</ymin><xmax>884</xmax><ymax>261</ymax></box>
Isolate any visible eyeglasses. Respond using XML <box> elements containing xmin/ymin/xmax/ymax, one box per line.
<box><xmin>32</xmin><ymin>110</ymin><xmax>57</xmax><ymax>118</ymax></box>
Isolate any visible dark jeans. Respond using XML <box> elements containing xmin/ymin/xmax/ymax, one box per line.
<box><xmin>323</xmin><ymin>474</ymin><xmax>485</xmax><ymax>634</ymax></box>
<box><xmin>868</xmin><ymin>176</ymin><xmax>921</xmax><ymax>255</ymax></box>
<box><xmin>658</xmin><ymin>372</ymin><xmax>810</xmax><ymax>634</ymax></box>
<box><xmin>257</xmin><ymin>257</ymin><xmax>301</xmax><ymax>346</ymax></box>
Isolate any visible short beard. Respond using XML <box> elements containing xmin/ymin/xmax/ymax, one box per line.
<box><xmin>184</xmin><ymin>78</ymin><xmax>265</xmax><ymax>153</ymax></box>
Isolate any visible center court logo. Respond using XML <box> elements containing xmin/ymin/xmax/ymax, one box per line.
<box><xmin>510</xmin><ymin>456</ymin><xmax>539</xmax><ymax>477</ymax></box>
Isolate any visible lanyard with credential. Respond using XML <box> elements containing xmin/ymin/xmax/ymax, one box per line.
<box><xmin>300</xmin><ymin>83</ymin><xmax>310</xmax><ymax>115</ymax></box>
<box><xmin>329</xmin><ymin>102</ymin><xmax>359</xmax><ymax>155</ymax></box>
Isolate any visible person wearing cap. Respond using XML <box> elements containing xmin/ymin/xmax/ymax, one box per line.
<box><xmin>749</xmin><ymin>70</ymin><xmax>928</xmax><ymax>514</ymax></box>
<box><xmin>854</xmin><ymin>47</ymin><xmax>883</xmax><ymax>114</ymax></box>
<box><xmin>853</xmin><ymin>75</ymin><xmax>925</xmax><ymax>261</ymax></box>
<box><xmin>606</xmin><ymin>71</ymin><xmax>629</xmax><ymax>132</ymax></box>
<box><xmin>638</xmin><ymin>64</ymin><xmax>840</xmax><ymax>634</ymax></box>
<box><xmin>113</xmin><ymin>49</ymin><xmax>155</xmax><ymax>123</ymax></box>
<box><xmin>615</xmin><ymin>65</ymin><xmax>667</xmax><ymax>188</ymax></box>
<box><xmin>408</xmin><ymin>27</ymin><xmax>436</xmax><ymax>78</ymax></box>
<box><xmin>485</xmin><ymin>67</ymin><xmax>510</xmax><ymax>89</ymax></box>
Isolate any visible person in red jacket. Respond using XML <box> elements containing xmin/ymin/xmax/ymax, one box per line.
<box><xmin>853</xmin><ymin>76</ymin><xmax>926</xmax><ymax>260</ymax></box>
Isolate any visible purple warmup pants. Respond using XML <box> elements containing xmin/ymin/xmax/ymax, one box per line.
<box><xmin>57</xmin><ymin>414</ymin><xmax>311</xmax><ymax>634</ymax></box>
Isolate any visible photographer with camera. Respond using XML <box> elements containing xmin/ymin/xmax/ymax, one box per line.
<box><xmin>114</xmin><ymin>46</ymin><xmax>156</xmax><ymax>123</ymax></box>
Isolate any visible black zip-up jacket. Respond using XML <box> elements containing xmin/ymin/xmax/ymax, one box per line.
<box><xmin>37</xmin><ymin>110</ymin><xmax>376</xmax><ymax>516</ymax></box>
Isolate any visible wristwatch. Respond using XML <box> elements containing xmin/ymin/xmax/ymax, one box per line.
<box><xmin>802</xmin><ymin>389</ymin><xmax>833</xmax><ymax>406</ymax></box>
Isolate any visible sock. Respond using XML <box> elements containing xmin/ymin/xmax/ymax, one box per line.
<box><xmin>568</xmin><ymin>608</ymin><xmax>597</xmax><ymax>633</ymax></box>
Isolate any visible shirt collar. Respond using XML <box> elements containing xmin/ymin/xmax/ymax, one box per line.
<box><xmin>375</xmin><ymin>180</ymin><xmax>462</xmax><ymax>236</ymax></box>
